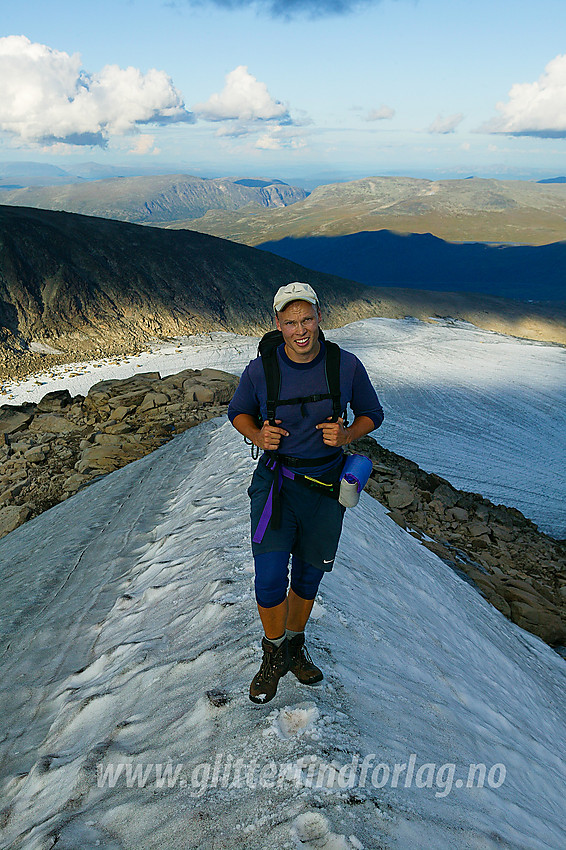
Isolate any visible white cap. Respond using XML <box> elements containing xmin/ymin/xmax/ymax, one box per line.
<box><xmin>273</xmin><ymin>282</ymin><xmax>319</xmax><ymax>313</ymax></box>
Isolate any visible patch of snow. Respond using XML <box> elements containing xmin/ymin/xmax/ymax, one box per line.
<box><xmin>271</xmin><ymin>703</ymin><xmax>321</xmax><ymax>740</ymax></box>
<box><xmin>291</xmin><ymin>811</ymin><xmax>356</xmax><ymax>849</ymax></box>
<box><xmin>28</xmin><ymin>341</ymin><xmax>64</xmax><ymax>354</ymax></box>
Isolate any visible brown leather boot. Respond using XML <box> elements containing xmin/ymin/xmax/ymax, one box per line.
<box><xmin>249</xmin><ymin>637</ymin><xmax>289</xmax><ymax>704</ymax></box>
<box><xmin>288</xmin><ymin>633</ymin><xmax>323</xmax><ymax>684</ymax></box>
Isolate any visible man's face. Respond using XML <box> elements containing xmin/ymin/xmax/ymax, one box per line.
<box><xmin>275</xmin><ymin>299</ymin><xmax>322</xmax><ymax>362</ymax></box>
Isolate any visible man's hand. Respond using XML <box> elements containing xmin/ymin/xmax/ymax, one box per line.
<box><xmin>231</xmin><ymin>414</ymin><xmax>289</xmax><ymax>452</ymax></box>
<box><xmin>256</xmin><ymin>419</ymin><xmax>289</xmax><ymax>451</ymax></box>
<box><xmin>315</xmin><ymin>416</ymin><xmax>350</xmax><ymax>447</ymax></box>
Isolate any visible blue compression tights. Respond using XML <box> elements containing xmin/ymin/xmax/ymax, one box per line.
<box><xmin>254</xmin><ymin>552</ymin><xmax>324</xmax><ymax>608</ymax></box>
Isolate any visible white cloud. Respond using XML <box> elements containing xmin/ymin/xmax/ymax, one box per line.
<box><xmin>194</xmin><ymin>65</ymin><xmax>290</xmax><ymax>123</ymax></box>
<box><xmin>481</xmin><ymin>54</ymin><xmax>566</xmax><ymax>137</ymax></box>
<box><xmin>255</xmin><ymin>125</ymin><xmax>306</xmax><ymax>150</ymax></box>
<box><xmin>129</xmin><ymin>134</ymin><xmax>161</xmax><ymax>155</ymax></box>
<box><xmin>0</xmin><ymin>35</ymin><xmax>193</xmax><ymax>148</ymax></box>
<box><xmin>428</xmin><ymin>112</ymin><xmax>464</xmax><ymax>134</ymax></box>
<box><xmin>255</xmin><ymin>133</ymin><xmax>283</xmax><ymax>150</ymax></box>
<box><xmin>365</xmin><ymin>105</ymin><xmax>395</xmax><ymax>121</ymax></box>
<box><xmin>215</xmin><ymin>123</ymin><xmax>252</xmax><ymax>138</ymax></box>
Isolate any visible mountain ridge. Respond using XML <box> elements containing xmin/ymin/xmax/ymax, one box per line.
<box><xmin>1</xmin><ymin>204</ymin><xmax>565</xmax><ymax>382</ymax></box>
<box><xmin>0</xmin><ymin>173</ymin><xmax>308</xmax><ymax>224</ymax></box>
<box><xmin>176</xmin><ymin>175</ymin><xmax>566</xmax><ymax>246</ymax></box>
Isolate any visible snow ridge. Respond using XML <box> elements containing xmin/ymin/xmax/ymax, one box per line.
<box><xmin>0</xmin><ymin>419</ymin><xmax>565</xmax><ymax>849</ymax></box>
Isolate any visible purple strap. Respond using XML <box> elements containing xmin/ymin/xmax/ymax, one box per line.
<box><xmin>252</xmin><ymin>460</ymin><xmax>296</xmax><ymax>544</ymax></box>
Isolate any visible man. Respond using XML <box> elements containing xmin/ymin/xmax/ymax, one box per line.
<box><xmin>228</xmin><ymin>282</ymin><xmax>384</xmax><ymax>703</ymax></box>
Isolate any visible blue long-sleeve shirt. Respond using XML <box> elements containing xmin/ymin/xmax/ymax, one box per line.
<box><xmin>228</xmin><ymin>341</ymin><xmax>383</xmax><ymax>470</ymax></box>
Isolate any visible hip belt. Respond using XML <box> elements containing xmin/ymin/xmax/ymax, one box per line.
<box><xmin>253</xmin><ymin>453</ymin><xmax>342</xmax><ymax>544</ymax></box>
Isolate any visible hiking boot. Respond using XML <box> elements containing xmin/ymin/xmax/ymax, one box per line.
<box><xmin>288</xmin><ymin>633</ymin><xmax>323</xmax><ymax>684</ymax></box>
<box><xmin>249</xmin><ymin>637</ymin><xmax>289</xmax><ymax>704</ymax></box>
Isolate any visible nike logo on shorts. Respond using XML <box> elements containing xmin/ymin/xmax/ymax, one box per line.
<box><xmin>323</xmin><ymin>559</ymin><xmax>334</xmax><ymax>564</ymax></box>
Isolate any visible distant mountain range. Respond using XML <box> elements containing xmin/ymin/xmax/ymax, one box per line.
<box><xmin>0</xmin><ymin>174</ymin><xmax>308</xmax><ymax>223</ymax></box>
<box><xmin>178</xmin><ymin>176</ymin><xmax>566</xmax><ymax>246</ymax></box>
<box><xmin>1</xmin><ymin>206</ymin><xmax>565</xmax><ymax>382</ymax></box>
<box><xmin>0</xmin><ymin>160</ymin><xmax>178</xmax><ymax>188</ymax></box>
<box><xmin>257</xmin><ymin>231</ymin><xmax>566</xmax><ymax>302</ymax></box>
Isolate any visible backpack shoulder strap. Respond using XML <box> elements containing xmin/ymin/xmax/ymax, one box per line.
<box><xmin>258</xmin><ymin>330</ymin><xmax>283</xmax><ymax>425</ymax></box>
<box><xmin>323</xmin><ymin>339</ymin><xmax>343</xmax><ymax>422</ymax></box>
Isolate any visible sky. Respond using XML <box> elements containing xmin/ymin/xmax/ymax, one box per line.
<box><xmin>2</xmin><ymin>0</ymin><xmax>566</xmax><ymax>182</ymax></box>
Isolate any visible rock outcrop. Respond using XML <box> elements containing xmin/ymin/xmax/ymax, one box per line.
<box><xmin>0</xmin><ymin>368</ymin><xmax>238</xmax><ymax>535</ymax></box>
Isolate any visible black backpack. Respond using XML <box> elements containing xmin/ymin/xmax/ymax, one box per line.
<box><xmin>257</xmin><ymin>328</ymin><xmax>344</xmax><ymax>427</ymax></box>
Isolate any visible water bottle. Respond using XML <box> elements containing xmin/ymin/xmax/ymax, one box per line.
<box><xmin>339</xmin><ymin>454</ymin><xmax>373</xmax><ymax>508</ymax></box>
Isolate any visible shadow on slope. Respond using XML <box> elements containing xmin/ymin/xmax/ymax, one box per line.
<box><xmin>258</xmin><ymin>231</ymin><xmax>566</xmax><ymax>302</ymax></box>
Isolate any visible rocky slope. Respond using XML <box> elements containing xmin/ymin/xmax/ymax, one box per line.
<box><xmin>2</xmin><ymin>205</ymin><xmax>565</xmax><ymax>384</ymax></box>
<box><xmin>0</xmin><ymin>368</ymin><xmax>239</xmax><ymax>535</ymax></box>
<box><xmin>0</xmin><ymin>174</ymin><xmax>308</xmax><ymax>224</ymax></box>
<box><xmin>179</xmin><ymin>176</ymin><xmax>566</xmax><ymax>246</ymax></box>
<box><xmin>0</xmin><ymin>371</ymin><xmax>563</xmax><ymax>652</ymax></box>
<box><xmin>0</xmin><ymin>204</ymin><xmax>381</xmax><ymax>372</ymax></box>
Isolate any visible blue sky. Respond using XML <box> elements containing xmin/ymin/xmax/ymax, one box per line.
<box><xmin>2</xmin><ymin>0</ymin><xmax>566</xmax><ymax>181</ymax></box>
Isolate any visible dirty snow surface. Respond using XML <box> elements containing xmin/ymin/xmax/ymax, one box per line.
<box><xmin>1</xmin><ymin>419</ymin><xmax>565</xmax><ymax>849</ymax></box>
<box><xmin>4</xmin><ymin>318</ymin><xmax>565</xmax><ymax>537</ymax></box>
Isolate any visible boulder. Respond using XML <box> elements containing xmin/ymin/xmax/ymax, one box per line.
<box><xmin>89</xmin><ymin>373</ymin><xmax>160</xmax><ymax>395</ymax></box>
<box><xmin>422</xmin><ymin>539</ymin><xmax>452</xmax><ymax>560</ymax></box>
<box><xmin>471</xmin><ymin>535</ymin><xmax>491</xmax><ymax>549</ymax></box>
<box><xmin>113</xmin><ymin>406</ymin><xmax>130</xmax><ymax>421</ymax></box>
<box><xmin>94</xmin><ymin>434</ymin><xmax>125</xmax><ymax>446</ymax></box>
<box><xmin>467</xmin><ymin>521</ymin><xmax>492</xmax><ymax>538</ymax></box>
<box><xmin>36</xmin><ymin>390</ymin><xmax>73</xmax><ymax>412</ymax></box>
<box><xmin>386</xmin><ymin>481</ymin><xmax>415</xmax><ymax>509</ymax></box>
<box><xmin>428</xmin><ymin>498</ymin><xmax>446</xmax><ymax>515</ymax></box>
<box><xmin>63</xmin><ymin>473</ymin><xmax>90</xmax><ymax>494</ymax></box>
<box><xmin>447</xmin><ymin>506</ymin><xmax>469</xmax><ymax>522</ymax></box>
<box><xmin>386</xmin><ymin>508</ymin><xmax>407</xmax><ymax>529</ymax></box>
<box><xmin>107</xmin><ymin>390</ymin><xmax>147</xmax><ymax>408</ymax></box>
<box><xmin>138</xmin><ymin>392</ymin><xmax>169</xmax><ymax>413</ymax></box>
<box><xmin>0</xmin><ymin>409</ymin><xmax>34</xmax><ymax>435</ymax></box>
<box><xmin>30</xmin><ymin>414</ymin><xmax>85</xmax><ymax>434</ymax></box>
<box><xmin>199</xmin><ymin>368</ymin><xmax>235</xmax><ymax>381</ymax></box>
<box><xmin>490</xmin><ymin>523</ymin><xmax>515</xmax><ymax>542</ymax></box>
<box><xmin>24</xmin><ymin>446</ymin><xmax>47</xmax><ymax>463</ymax></box>
<box><xmin>76</xmin><ymin>444</ymin><xmax>137</xmax><ymax>473</ymax></box>
<box><xmin>509</xmin><ymin>601</ymin><xmax>566</xmax><ymax>645</ymax></box>
<box><xmin>433</xmin><ymin>483</ymin><xmax>460</xmax><ymax>508</ymax></box>
<box><xmin>0</xmin><ymin>504</ymin><xmax>32</xmax><ymax>537</ymax></box>
<box><xmin>161</xmin><ymin>369</ymin><xmax>201</xmax><ymax>389</ymax></box>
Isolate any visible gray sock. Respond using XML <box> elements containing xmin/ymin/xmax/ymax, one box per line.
<box><xmin>266</xmin><ymin>633</ymin><xmax>286</xmax><ymax>647</ymax></box>
<box><xmin>285</xmin><ymin>629</ymin><xmax>304</xmax><ymax>640</ymax></box>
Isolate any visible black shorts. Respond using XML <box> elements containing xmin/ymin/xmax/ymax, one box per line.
<box><xmin>247</xmin><ymin>459</ymin><xmax>346</xmax><ymax>572</ymax></box>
